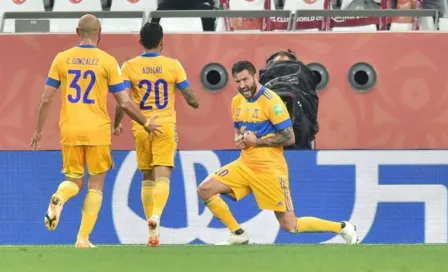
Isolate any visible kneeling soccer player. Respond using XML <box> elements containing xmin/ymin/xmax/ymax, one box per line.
<box><xmin>197</xmin><ymin>61</ymin><xmax>359</xmax><ymax>245</ymax></box>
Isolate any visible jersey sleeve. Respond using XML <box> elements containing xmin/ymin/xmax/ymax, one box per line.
<box><xmin>174</xmin><ymin>60</ymin><xmax>190</xmax><ymax>91</ymax></box>
<box><xmin>121</xmin><ymin>62</ymin><xmax>131</xmax><ymax>89</ymax></box>
<box><xmin>45</xmin><ymin>54</ymin><xmax>61</xmax><ymax>89</ymax></box>
<box><xmin>107</xmin><ymin>57</ymin><xmax>125</xmax><ymax>93</ymax></box>
<box><xmin>268</xmin><ymin>96</ymin><xmax>292</xmax><ymax>131</ymax></box>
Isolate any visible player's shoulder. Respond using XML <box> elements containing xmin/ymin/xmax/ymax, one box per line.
<box><xmin>94</xmin><ymin>48</ymin><xmax>119</xmax><ymax>63</ymax></box>
<box><xmin>160</xmin><ymin>55</ymin><xmax>183</xmax><ymax>68</ymax></box>
<box><xmin>160</xmin><ymin>55</ymin><xmax>179</xmax><ymax>62</ymax></box>
<box><xmin>124</xmin><ymin>55</ymin><xmax>141</xmax><ymax>64</ymax></box>
<box><xmin>231</xmin><ymin>93</ymin><xmax>245</xmax><ymax>105</ymax></box>
<box><xmin>121</xmin><ymin>56</ymin><xmax>140</xmax><ymax>70</ymax></box>
<box><xmin>262</xmin><ymin>88</ymin><xmax>282</xmax><ymax>102</ymax></box>
<box><xmin>54</xmin><ymin>48</ymin><xmax>72</xmax><ymax>59</ymax></box>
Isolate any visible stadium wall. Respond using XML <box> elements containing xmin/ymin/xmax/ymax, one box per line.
<box><xmin>1</xmin><ymin>33</ymin><xmax>448</xmax><ymax>150</ymax></box>
<box><xmin>1</xmin><ymin>149</ymin><xmax>447</xmax><ymax>245</ymax></box>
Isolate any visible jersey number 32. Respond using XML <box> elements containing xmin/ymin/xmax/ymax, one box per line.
<box><xmin>68</xmin><ymin>69</ymin><xmax>96</xmax><ymax>104</ymax></box>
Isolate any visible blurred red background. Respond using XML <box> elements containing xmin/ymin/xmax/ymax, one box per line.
<box><xmin>1</xmin><ymin>33</ymin><xmax>447</xmax><ymax>150</ymax></box>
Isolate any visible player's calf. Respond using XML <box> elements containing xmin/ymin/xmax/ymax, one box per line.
<box><xmin>76</xmin><ymin>173</ymin><xmax>106</xmax><ymax>244</ymax></box>
<box><xmin>275</xmin><ymin>211</ymin><xmax>298</xmax><ymax>233</ymax></box>
<box><xmin>141</xmin><ymin>171</ymin><xmax>155</xmax><ymax>220</ymax></box>
<box><xmin>198</xmin><ymin>178</ymin><xmax>249</xmax><ymax>245</ymax></box>
<box><xmin>275</xmin><ymin>211</ymin><xmax>359</xmax><ymax>244</ymax></box>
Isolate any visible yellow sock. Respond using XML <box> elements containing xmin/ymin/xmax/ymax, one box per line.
<box><xmin>54</xmin><ymin>181</ymin><xmax>80</xmax><ymax>203</ymax></box>
<box><xmin>141</xmin><ymin>180</ymin><xmax>156</xmax><ymax>219</ymax></box>
<box><xmin>77</xmin><ymin>189</ymin><xmax>103</xmax><ymax>240</ymax></box>
<box><xmin>152</xmin><ymin>177</ymin><xmax>170</xmax><ymax>218</ymax></box>
<box><xmin>297</xmin><ymin>217</ymin><xmax>342</xmax><ymax>234</ymax></box>
<box><xmin>204</xmin><ymin>195</ymin><xmax>240</xmax><ymax>232</ymax></box>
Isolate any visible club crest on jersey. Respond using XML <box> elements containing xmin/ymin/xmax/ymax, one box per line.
<box><xmin>273</xmin><ymin>104</ymin><xmax>283</xmax><ymax>115</ymax></box>
<box><xmin>236</xmin><ymin>108</ymin><xmax>241</xmax><ymax>118</ymax></box>
<box><xmin>252</xmin><ymin>109</ymin><xmax>259</xmax><ymax>119</ymax></box>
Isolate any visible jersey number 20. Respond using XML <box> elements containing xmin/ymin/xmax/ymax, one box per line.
<box><xmin>68</xmin><ymin>69</ymin><xmax>96</xmax><ymax>104</ymax></box>
<box><xmin>139</xmin><ymin>79</ymin><xmax>168</xmax><ymax>110</ymax></box>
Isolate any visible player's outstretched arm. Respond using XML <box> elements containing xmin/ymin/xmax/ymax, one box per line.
<box><xmin>112</xmin><ymin>91</ymin><xmax>162</xmax><ymax>136</ymax></box>
<box><xmin>29</xmin><ymin>85</ymin><xmax>58</xmax><ymax>150</ymax></box>
<box><xmin>180</xmin><ymin>87</ymin><xmax>200</xmax><ymax>109</ymax></box>
<box><xmin>112</xmin><ymin>89</ymin><xmax>132</xmax><ymax>136</ymax></box>
<box><xmin>113</xmin><ymin>104</ymin><xmax>125</xmax><ymax>136</ymax></box>
<box><xmin>36</xmin><ymin>85</ymin><xmax>58</xmax><ymax>132</ymax></box>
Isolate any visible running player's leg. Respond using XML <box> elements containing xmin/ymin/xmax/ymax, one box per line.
<box><xmin>133</xmin><ymin>124</ymin><xmax>157</xmax><ymax>246</ymax></box>
<box><xmin>133</xmin><ymin>125</ymin><xmax>155</xmax><ymax>221</ymax></box>
<box><xmin>146</xmin><ymin>123</ymin><xmax>177</xmax><ymax>247</ymax></box>
<box><xmin>45</xmin><ymin>145</ymin><xmax>84</xmax><ymax>231</ymax></box>
<box><xmin>141</xmin><ymin>170</ymin><xmax>155</xmax><ymax>220</ymax></box>
<box><xmin>75</xmin><ymin>145</ymin><xmax>113</xmax><ymax>248</ymax></box>
<box><xmin>250</xmin><ymin>170</ymin><xmax>359</xmax><ymax>244</ymax></box>
<box><xmin>275</xmin><ymin>211</ymin><xmax>358</xmax><ymax>244</ymax></box>
<box><xmin>197</xmin><ymin>160</ymin><xmax>251</xmax><ymax>245</ymax></box>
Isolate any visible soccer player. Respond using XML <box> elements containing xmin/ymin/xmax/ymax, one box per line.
<box><xmin>113</xmin><ymin>23</ymin><xmax>200</xmax><ymax>247</ymax></box>
<box><xmin>197</xmin><ymin>61</ymin><xmax>359</xmax><ymax>245</ymax></box>
<box><xmin>29</xmin><ymin>14</ymin><xmax>161</xmax><ymax>248</ymax></box>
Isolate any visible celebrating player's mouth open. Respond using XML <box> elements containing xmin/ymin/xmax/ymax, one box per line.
<box><xmin>197</xmin><ymin>61</ymin><xmax>359</xmax><ymax>245</ymax></box>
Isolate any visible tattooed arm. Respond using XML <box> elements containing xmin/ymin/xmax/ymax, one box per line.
<box><xmin>255</xmin><ymin>127</ymin><xmax>295</xmax><ymax>147</ymax></box>
<box><xmin>180</xmin><ymin>86</ymin><xmax>200</xmax><ymax>109</ymax></box>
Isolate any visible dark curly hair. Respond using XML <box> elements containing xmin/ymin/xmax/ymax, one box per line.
<box><xmin>231</xmin><ymin>61</ymin><xmax>257</xmax><ymax>76</ymax></box>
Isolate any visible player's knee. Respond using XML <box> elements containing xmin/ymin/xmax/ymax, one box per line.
<box><xmin>66</xmin><ymin>178</ymin><xmax>84</xmax><ymax>191</ymax></box>
<box><xmin>276</xmin><ymin>213</ymin><xmax>298</xmax><ymax>233</ymax></box>
<box><xmin>142</xmin><ymin>170</ymin><xmax>154</xmax><ymax>181</ymax></box>
<box><xmin>197</xmin><ymin>184</ymin><xmax>209</xmax><ymax>200</ymax></box>
<box><xmin>279</xmin><ymin>220</ymin><xmax>297</xmax><ymax>233</ymax></box>
<box><xmin>153</xmin><ymin>165</ymin><xmax>173</xmax><ymax>179</ymax></box>
<box><xmin>197</xmin><ymin>180</ymin><xmax>215</xmax><ymax>201</ymax></box>
<box><xmin>88</xmin><ymin>182</ymin><xmax>104</xmax><ymax>191</ymax></box>
<box><xmin>87</xmin><ymin>173</ymin><xmax>106</xmax><ymax>191</ymax></box>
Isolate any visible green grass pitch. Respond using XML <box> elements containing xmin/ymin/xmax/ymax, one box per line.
<box><xmin>1</xmin><ymin>244</ymin><xmax>447</xmax><ymax>272</ymax></box>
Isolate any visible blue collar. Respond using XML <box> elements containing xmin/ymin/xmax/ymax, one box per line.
<box><xmin>141</xmin><ymin>52</ymin><xmax>161</xmax><ymax>57</ymax></box>
<box><xmin>77</xmin><ymin>44</ymin><xmax>96</xmax><ymax>48</ymax></box>
<box><xmin>246</xmin><ymin>86</ymin><xmax>266</xmax><ymax>103</ymax></box>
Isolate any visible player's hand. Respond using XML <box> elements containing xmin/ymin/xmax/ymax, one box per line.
<box><xmin>243</xmin><ymin>131</ymin><xmax>258</xmax><ymax>147</ymax></box>
<box><xmin>29</xmin><ymin>130</ymin><xmax>42</xmax><ymax>151</ymax></box>
<box><xmin>234</xmin><ymin>134</ymin><xmax>247</xmax><ymax>150</ymax></box>
<box><xmin>113</xmin><ymin>124</ymin><xmax>123</xmax><ymax>136</ymax></box>
<box><xmin>144</xmin><ymin>116</ymin><xmax>163</xmax><ymax>137</ymax></box>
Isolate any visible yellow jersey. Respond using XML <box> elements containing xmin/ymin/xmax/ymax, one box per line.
<box><xmin>45</xmin><ymin>44</ymin><xmax>125</xmax><ymax>146</ymax></box>
<box><xmin>232</xmin><ymin>86</ymin><xmax>292</xmax><ymax>172</ymax></box>
<box><xmin>121</xmin><ymin>52</ymin><xmax>189</xmax><ymax>124</ymax></box>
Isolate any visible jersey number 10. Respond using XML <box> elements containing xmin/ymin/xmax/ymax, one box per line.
<box><xmin>139</xmin><ymin>79</ymin><xmax>168</xmax><ymax>110</ymax></box>
<box><xmin>68</xmin><ymin>69</ymin><xmax>96</xmax><ymax>104</ymax></box>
